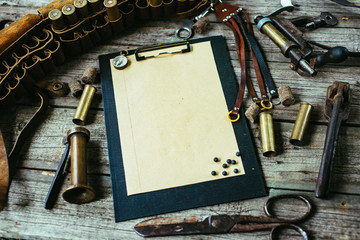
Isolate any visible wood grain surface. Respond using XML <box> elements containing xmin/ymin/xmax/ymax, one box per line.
<box><xmin>0</xmin><ymin>0</ymin><xmax>359</xmax><ymax>239</ymax></box>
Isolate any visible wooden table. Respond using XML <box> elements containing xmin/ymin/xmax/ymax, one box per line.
<box><xmin>0</xmin><ymin>0</ymin><xmax>359</xmax><ymax>239</ymax></box>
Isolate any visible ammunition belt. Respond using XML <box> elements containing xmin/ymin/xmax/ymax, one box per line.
<box><xmin>0</xmin><ymin>0</ymin><xmax>208</xmax><ymax>108</ymax></box>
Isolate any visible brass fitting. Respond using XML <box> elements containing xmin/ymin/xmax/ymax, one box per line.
<box><xmin>259</xmin><ymin>112</ymin><xmax>276</xmax><ymax>157</ymax></box>
<box><xmin>62</xmin><ymin>4</ymin><xmax>79</xmax><ymax>26</ymax></box>
<box><xmin>48</xmin><ymin>9</ymin><xmax>66</xmax><ymax>31</ymax></box>
<box><xmin>104</xmin><ymin>0</ymin><xmax>121</xmax><ymax>21</ymax></box>
<box><xmin>290</xmin><ymin>102</ymin><xmax>313</xmax><ymax>146</ymax></box>
<box><xmin>73</xmin><ymin>84</ymin><xmax>96</xmax><ymax>125</ymax></box>
<box><xmin>62</xmin><ymin>127</ymin><xmax>96</xmax><ymax>204</ymax></box>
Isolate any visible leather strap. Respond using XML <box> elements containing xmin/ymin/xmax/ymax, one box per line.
<box><xmin>214</xmin><ymin>3</ymin><xmax>273</xmax><ymax>119</ymax></box>
<box><xmin>0</xmin><ymin>88</ymin><xmax>48</xmax><ymax>210</ymax></box>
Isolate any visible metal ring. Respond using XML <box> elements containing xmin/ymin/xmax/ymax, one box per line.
<box><xmin>260</xmin><ymin>100</ymin><xmax>273</xmax><ymax>110</ymax></box>
<box><xmin>264</xmin><ymin>194</ymin><xmax>312</xmax><ymax>223</ymax></box>
<box><xmin>175</xmin><ymin>27</ymin><xmax>193</xmax><ymax>40</ymax></box>
<box><xmin>227</xmin><ymin>111</ymin><xmax>240</xmax><ymax>122</ymax></box>
<box><xmin>270</xmin><ymin>223</ymin><xmax>308</xmax><ymax>240</ymax></box>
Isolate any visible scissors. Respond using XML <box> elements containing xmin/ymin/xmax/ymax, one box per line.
<box><xmin>134</xmin><ymin>194</ymin><xmax>312</xmax><ymax>239</ymax></box>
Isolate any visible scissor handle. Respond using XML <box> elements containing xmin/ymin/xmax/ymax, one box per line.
<box><xmin>270</xmin><ymin>224</ymin><xmax>308</xmax><ymax>240</ymax></box>
<box><xmin>264</xmin><ymin>194</ymin><xmax>312</xmax><ymax>223</ymax></box>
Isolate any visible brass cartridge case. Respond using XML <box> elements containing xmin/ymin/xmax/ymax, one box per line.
<box><xmin>74</xmin><ymin>0</ymin><xmax>89</xmax><ymax>18</ymax></box>
<box><xmin>62</xmin><ymin>127</ymin><xmax>96</xmax><ymax>204</ymax></box>
<box><xmin>290</xmin><ymin>102</ymin><xmax>313</xmax><ymax>146</ymax></box>
<box><xmin>48</xmin><ymin>9</ymin><xmax>66</xmax><ymax>30</ymax></box>
<box><xmin>62</xmin><ymin>4</ymin><xmax>79</xmax><ymax>25</ymax></box>
<box><xmin>88</xmin><ymin>0</ymin><xmax>103</xmax><ymax>12</ymax></box>
<box><xmin>73</xmin><ymin>84</ymin><xmax>96</xmax><ymax>125</ymax></box>
<box><xmin>104</xmin><ymin>0</ymin><xmax>121</xmax><ymax>21</ymax></box>
<box><xmin>259</xmin><ymin>112</ymin><xmax>276</xmax><ymax>157</ymax></box>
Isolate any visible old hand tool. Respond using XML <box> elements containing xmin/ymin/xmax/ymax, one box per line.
<box><xmin>134</xmin><ymin>194</ymin><xmax>312</xmax><ymax>239</ymax></box>
<box><xmin>315</xmin><ymin>81</ymin><xmax>351</xmax><ymax>198</ymax></box>
<box><xmin>45</xmin><ymin>127</ymin><xmax>96</xmax><ymax>209</ymax></box>
<box><xmin>254</xmin><ymin>5</ymin><xmax>352</xmax><ymax>76</ymax></box>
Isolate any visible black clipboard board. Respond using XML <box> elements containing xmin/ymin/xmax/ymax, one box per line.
<box><xmin>99</xmin><ymin>36</ymin><xmax>266</xmax><ymax>222</ymax></box>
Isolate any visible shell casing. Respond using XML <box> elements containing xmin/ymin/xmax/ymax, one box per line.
<box><xmin>290</xmin><ymin>102</ymin><xmax>313</xmax><ymax>146</ymax></box>
<box><xmin>74</xmin><ymin>0</ymin><xmax>89</xmax><ymax>18</ymax></box>
<box><xmin>62</xmin><ymin>127</ymin><xmax>96</xmax><ymax>204</ymax></box>
<box><xmin>48</xmin><ymin>9</ymin><xmax>66</xmax><ymax>30</ymax></box>
<box><xmin>259</xmin><ymin>112</ymin><xmax>276</xmax><ymax>157</ymax></box>
<box><xmin>62</xmin><ymin>4</ymin><xmax>79</xmax><ymax>25</ymax></box>
<box><xmin>73</xmin><ymin>84</ymin><xmax>96</xmax><ymax>125</ymax></box>
<box><xmin>104</xmin><ymin>0</ymin><xmax>121</xmax><ymax>21</ymax></box>
<box><xmin>260</xmin><ymin>22</ymin><xmax>295</xmax><ymax>56</ymax></box>
<box><xmin>88</xmin><ymin>0</ymin><xmax>103</xmax><ymax>12</ymax></box>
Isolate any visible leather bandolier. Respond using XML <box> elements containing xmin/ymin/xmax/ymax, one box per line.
<box><xmin>0</xmin><ymin>0</ymin><xmax>208</xmax><ymax>210</ymax></box>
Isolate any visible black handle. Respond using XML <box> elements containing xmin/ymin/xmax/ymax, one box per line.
<box><xmin>315</xmin><ymin>46</ymin><xmax>349</xmax><ymax>67</ymax></box>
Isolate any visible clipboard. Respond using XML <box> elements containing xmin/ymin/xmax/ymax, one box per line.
<box><xmin>99</xmin><ymin>36</ymin><xmax>266</xmax><ymax>222</ymax></box>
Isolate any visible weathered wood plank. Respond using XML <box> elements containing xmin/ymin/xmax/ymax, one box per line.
<box><xmin>1</xmin><ymin>170</ymin><xmax>359</xmax><ymax>240</ymax></box>
<box><xmin>1</xmin><ymin>106</ymin><xmax>359</xmax><ymax>195</ymax></box>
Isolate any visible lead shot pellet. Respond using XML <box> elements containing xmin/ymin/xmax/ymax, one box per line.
<box><xmin>226</xmin><ymin>159</ymin><xmax>231</xmax><ymax>164</ymax></box>
<box><xmin>211</xmin><ymin>171</ymin><xmax>217</xmax><ymax>176</ymax></box>
<box><xmin>236</xmin><ymin>151</ymin><xmax>241</xmax><ymax>156</ymax></box>
<box><xmin>222</xmin><ymin>171</ymin><xmax>228</xmax><ymax>176</ymax></box>
<box><xmin>234</xmin><ymin>169</ymin><xmax>239</xmax><ymax>174</ymax></box>
<box><xmin>231</xmin><ymin>160</ymin><xmax>237</xmax><ymax>164</ymax></box>
<box><xmin>222</xmin><ymin>163</ymin><xmax>228</xmax><ymax>168</ymax></box>
<box><xmin>213</xmin><ymin>157</ymin><xmax>219</xmax><ymax>163</ymax></box>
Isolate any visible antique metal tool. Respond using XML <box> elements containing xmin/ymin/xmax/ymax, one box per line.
<box><xmin>45</xmin><ymin>127</ymin><xmax>96</xmax><ymax>209</ymax></box>
<box><xmin>254</xmin><ymin>5</ymin><xmax>351</xmax><ymax>76</ymax></box>
<box><xmin>134</xmin><ymin>194</ymin><xmax>312</xmax><ymax>239</ymax></box>
<box><xmin>315</xmin><ymin>81</ymin><xmax>351</xmax><ymax>198</ymax></box>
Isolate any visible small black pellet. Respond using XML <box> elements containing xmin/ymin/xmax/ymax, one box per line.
<box><xmin>226</xmin><ymin>159</ymin><xmax>232</xmax><ymax>164</ymax></box>
<box><xmin>236</xmin><ymin>152</ymin><xmax>241</xmax><ymax>156</ymax></box>
<box><xmin>222</xmin><ymin>171</ymin><xmax>227</xmax><ymax>176</ymax></box>
<box><xmin>231</xmin><ymin>160</ymin><xmax>236</xmax><ymax>164</ymax></box>
<box><xmin>213</xmin><ymin>157</ymin><xmax>219</xmax><ymax>162</ymax></box>
<box><xmin>222</xmin><ymin>163</ymin><xmax>228</xmax><ymax>168</ymax></box>
<box><xmin>234</xmin><ymin>169</ymin><xmax>239</xmax><ymax>173</ymax></box>
<box><xmin>211</xmin><ymin>171</ymin><xmax>217</xmax><ymax>176</ymax></box>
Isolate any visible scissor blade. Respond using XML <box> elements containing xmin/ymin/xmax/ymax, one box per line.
<box><xmin>134</xmin><ymin>216</ymin><xmax>213</xmax><ymax>237</ymax></box>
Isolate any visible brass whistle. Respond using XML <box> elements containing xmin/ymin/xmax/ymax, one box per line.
<box><xmin>62</xmin><ymin>127</ymin><xmax>96</xmax><ymax>204</ymax></box>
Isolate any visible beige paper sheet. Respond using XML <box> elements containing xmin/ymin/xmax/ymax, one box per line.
<box><xmin>110</xmin><ymin>41</ymin><xmax>245</xmax><ymax>196</ymax></box>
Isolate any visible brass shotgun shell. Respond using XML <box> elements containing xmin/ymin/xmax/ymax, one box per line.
<box><xmin>88</xmin><ymin>0</ymin><xmax>103</xmax><ymax>12</ymax></box>
<box><xmin>62</xmin><ymin>4</ymin><xmax>79</xmax><ymax>26</ymax></box>
<box><xmin>62</xmin><ymin>127</ymin><xmax>96</xmax><ymax>204</ymax></box>
<box><xmin>74</xmin><ymin>0</ymin><xmax>89</xmax><ymax>18</ymax></box>
<box><xmin>73</xmin><ymin>84</ymin><xmax>96</xmax><ymax>125</ymax></box>
<box><xmin>48</xmin><ymin>9</ymin><xmax>66</xmax><ymax>31</ymax></box>
<box><xmin>290</xmin><ymin>102</ymin><xmax>313</xmax><ymax>146</ymax></box>
<box><xmin>259</xmin><ymin>112</ymin><xmax>276</xmax><ymax>157</ymax></box>
<box><xmin>104</xmin><ymin>0</ymin><xmax>121</xmax><ymax>21</ymax></box>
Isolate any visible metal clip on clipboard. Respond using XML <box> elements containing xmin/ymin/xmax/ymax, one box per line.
<box><xmin>135</xmin><ymin>41</ymin><xmax>191</xmax><ymax>61</ymax></box>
